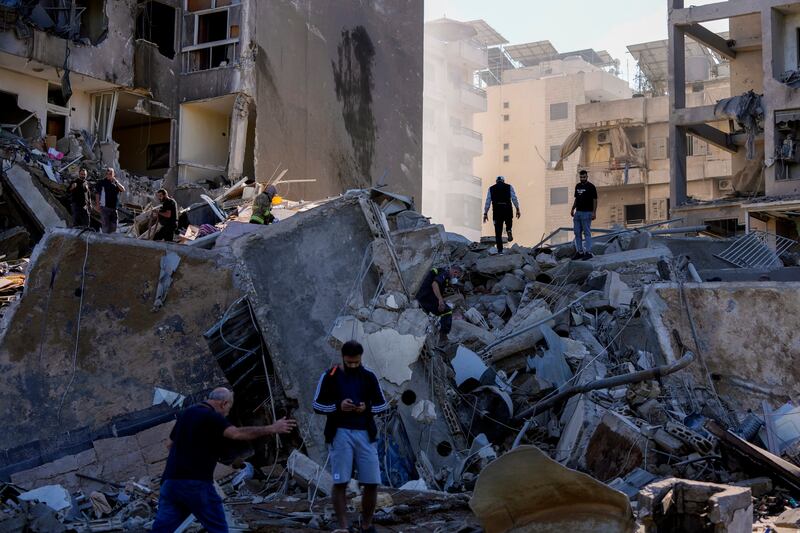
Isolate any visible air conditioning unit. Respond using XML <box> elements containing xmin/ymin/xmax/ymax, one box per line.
<box><xmin>718</xmin><ymin>179</ymin><xmax>734</xmax><ymax>191</ymax></box>
<box><xmin>597</xmin><ymin>130</ymin><xmax>610</xmax><ymax>144</ymax></box>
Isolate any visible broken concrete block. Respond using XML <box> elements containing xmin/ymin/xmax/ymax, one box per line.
<box><xmin>534</xmin><ymin>252</ymin><xmax>558</xmax><ymax>268</ymax></box>
<box><xmin>473</xmin><ymin>253</ymin><xmax>525</xmax><ymax>275</ymax></box>
<box><xmin>522</xmin><ymin>262</ymin><xmax>541</xmax><ymax>281</ymax></box>
<box><xmin>626</xmin><ymin>231</ymin><xmax>652</xmax><ymax>250</ymax></box>
<box><xmin>470</xmin><ymin>445</ymin><xmax>635</xmax><ymax>533</ymax></box>
<box><xmin>487</xmin><ymin>304</ymin><xmax>553</xmax><ymax>363</ymax></box>
<box><xmin>135</xmin><ymin>421</ymin><xmax>175</xmax><ymax>449</ymax></box>
<box><xmin>775</xmin><ymin>508</ymin><xmax>800</xmax><ymax>530</ymax></box>
<box><xmin>638</xmin><ymin>478</ymin><xmax>753</xmax><ymax>533</ymax></box>
<box><xmin>491</xmin><ymin>273</ymin><xmax>525</xmax><ymax>293</ymax></box>
<box><xmin>0</xmin><ymin>226</ymin><xmax>29</xmax><ymax>260</ymax></box>
<box><xmin>732</xmin><ymin>477</ymin><xmax>772</xmax><ymax>498</ymax></box>
<box><xmin>369</xmin><ymin>308</ymin><xmax>399</xmax><ymax>328</ymax></box>
<box><xmin>287</xmin><ymin>450</ymin><xmax>333</xmax><ymax>496</ymax></box>
<box><xmin>4</xmin><ymin>165</ymin><xmax>69</xmax><ymax>231</ymax></box>
<box><xmin>411</xmin><ymin>399</ymin><xmax>437</xmax><ymax>424</ymax></box>
<box><xmin>358</xmin><ymin>328</ymin><xmax>425</xmax><ymax>387</ymax></box>
<box><xmin>396</xmin><ymin>308</ymin><xmax>430</xmax><ymax>337</ymax></box>
<box><xmin>605</xmin><ymin>270</ymin><xmax>634</xmax><ymax>308</ymax></box>
<box><xmin>581</xmin><ymin>411</ymin><xmax>646</xmax><ymax>481</ymax></box>
<box><xmin>449</xmin><ymin>320</ymin><xmax>495</xmax><ymax>347</ymax></box>
<box><xmin>18</xmin><ymin>484</ymin><xmax>72</xmax><ymax>513</ymax></box>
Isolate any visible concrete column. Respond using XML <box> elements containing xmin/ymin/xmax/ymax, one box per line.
<box><xmin>227</xmin><ymin>92</ymin><xmax>252</xmax><ymax>182</ymax></box>
<box><xmin>668</xmin><ymin>1</ymin><xmax>688</xmax><ymax>208</ymax></box>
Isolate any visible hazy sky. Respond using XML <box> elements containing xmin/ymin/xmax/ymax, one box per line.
<box><xmin>424</xmin><ymin>0</ymin><xmax>728</xmax><ymax>85</ymax></box>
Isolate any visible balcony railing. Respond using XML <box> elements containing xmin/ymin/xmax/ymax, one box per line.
<box><xmin>453</xmin><ymin>126</ymin><xmax>483</xmax><ymax>141</ymax></box>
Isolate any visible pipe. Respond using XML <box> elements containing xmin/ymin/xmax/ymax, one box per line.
<box><xmin>514</xmin><ymin>351</ymin><xmax>695</xmax><ymax>421</ymax></box>
<box><xmin>687</xmin><ymin>262</ymin><xmax>703</xmax><ymax>283</ymax></box>
<box><xmin>651</xmin><ymin>225</ymin><xmax>709</xmax><ymax>235</ymax></box>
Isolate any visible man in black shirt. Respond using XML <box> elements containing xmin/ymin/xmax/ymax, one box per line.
<box><xmin>151</xmin><ymin>387</ymin><xmax>296</xmax><ymax>533</ymax></box>
<box><xmin>483</xmin><ymin>176</ymin><xmax>521</xmax><ymax>254</ymax></box>
<box><xmin>153</xmin><ymin>189</ymin><xmax>179</xmax><ymax>242</ymax></box>
<box><xmin>94</xmin><ymin>167</ymin><xmax>125</xmax><ymax>234</ymax></box>
<box><xmin>570</xmin><ymin>170</ymin><xmax>598</xmax><ymax>259</ymax></box>
<box><xmin>68</xmin><ymin>168</ymin><xmax>91</xmax><ymax>227</ymax></box>
<box><xmin>313</xmin><ymin>341</ymin><xmax>387</xmax><ymax>533</ymax></box>
<box><xmin>415</xmin><ymin>265</ymin><xmax>463</xmax><ymax>343</ymax></box>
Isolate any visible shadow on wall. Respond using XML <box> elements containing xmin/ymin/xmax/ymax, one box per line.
<box><xmin>332</xmin><ymin>25</ymin><xmax>376</xmax><ymax>189</ymax></box>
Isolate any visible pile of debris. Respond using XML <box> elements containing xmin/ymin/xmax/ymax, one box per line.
<box><xmin>1</xmin><ymin>190</ymin><xmax>800</xmax><ymax>532</ymax></box>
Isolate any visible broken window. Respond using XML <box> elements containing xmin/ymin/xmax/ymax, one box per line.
<box><xmin>136</xmin><ymin>1</ymin><xmax>176</xmax><ymax>59</ymax></box>
<box><xmin>181</xmin><ymin>0</ymin><xmax>241</xmax><ymax>72</ymax></box>
<box><xmin>624</xmin><ymin>203</ymin><xmax>646</xmax><ymax>225</ymax></box>
<box><xmin>0</xmin><ymin>91</ymin><xmax>41</xmax><ymax>139</ymax></box>
<box><xmin>76</xmin><ymin>0</ymin><xmax>106</xmax><ymax>44</ymax></box>
<box><xmin>91</xmin><ymin>92</ymin><xmax>118</xmax><ymax>143</ymax></box>
<box><xmin>47</xmin><ymin>83</ymin><xmax>67</xmax><ymax>107</ymax></box>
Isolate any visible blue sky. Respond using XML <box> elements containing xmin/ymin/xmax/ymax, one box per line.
<box><xmin>424</xmin><ymin>0</ymin><xmax>728</xmax><ymax>85</ymax></box>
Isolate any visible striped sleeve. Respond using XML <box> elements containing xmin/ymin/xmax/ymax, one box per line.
<box><xmin>368</xmin><ymin>371</ymin><xmax>388</xmax><ymax>414</ymax></box>
<box><xmin>312</xmin><ymin>371</ymin><xmax>336</xmax><ymax>414</ymax></box>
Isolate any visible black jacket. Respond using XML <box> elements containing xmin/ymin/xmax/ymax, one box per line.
<box><xmin>312</xmin><ymin>364</ymin><xmax>388</xmax><ymax>443</ymax></box>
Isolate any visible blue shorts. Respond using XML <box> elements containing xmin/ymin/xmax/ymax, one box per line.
<box><xmin>329</xmin><ymin>428</ymin><xmax>381</xmax><ymax>485</ymax></box>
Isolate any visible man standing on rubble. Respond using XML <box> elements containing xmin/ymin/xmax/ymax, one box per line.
<box><xmin>415</xmin><ymin>265</ymin><xmax>463</xmax><ymax>344</ymax></box>
<box><xmin>313</xmin><ymin>341</ymin><xmax>388</xmax><ymax>533</ymax></box>
<box><xmin>249</xmin><ymin>184</ymin><xmax>277</xmax><ymax>225</ymax></box>
<box><xmin>483</xmin><ymin>176</ymin><xmax>521</xmax><ymax>255</ymax></box>
<box><xmin>68</xmin><ymin>168</ymin><xmax>91</xmax><ymax>228</ymax></box>
<box><xmin>94</xmin><ymin>167</ymin><xmax>125</xmax><ymax>234</ymax></box>
<box><xmin>152</xmin><ymin>188</ymin><xmax>178</xmax><ymax>242</ymax></box>
<box><xmin>151</xmin><ymin>387</ymin><xmax>296</xmax><ymax>533</ymax></box>
<box><xmin>570</xmin><ymin>169</ymin><xmax>598</xmax><ymax>259</ymax></box>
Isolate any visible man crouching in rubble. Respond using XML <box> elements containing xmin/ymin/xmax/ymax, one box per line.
<box><xmin>415</xmin><ymin>265</ymin><xmax>464</xmax><ymax>344</ymax></box>
<box><xmin>151</xmin><ymin>387</ymin><xmax>296</xmax><ymax>533</ymax></box>
<box><xmin>313</xmin><ymin>341</ymin><xmax>388</xmax><ymax>533</ymax></box>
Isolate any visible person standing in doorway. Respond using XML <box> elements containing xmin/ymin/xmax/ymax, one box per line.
<box><xmin>482</xmin><ymin>176</ymin><xmax>521</xmax><ymax>254</ymax></box>
<box><xmin>68</xmin><ymin>168</ymin><xmax>91</xmax><ymax>228</ymax></box>
<box><xmin>570</xmin><ymin>169</ymin><xmax>598</xmax><ymax>259</ymax></box>
<box><xmin>94</xmin><ymin>167</ymin><xmax>125</xmax><ymax>234</ymax></box>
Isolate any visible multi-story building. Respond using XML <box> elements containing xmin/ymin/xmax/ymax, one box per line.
<box><xmin>667</xmin><ymin>0</ymin><xmax>800</xmax><ymax>244</ymax></box>
<box><xmin>421</xmin><ymin>18</ymin><xmax>491</xmax><ymax>240</ymax></box>
<box><xmin>569</xmin><ymin>38</ymin><xmax>736</xmax><ymax>234</ymax></box>
<box><xmin>473</xmin><ymin>42</ymin><xmax>630</xmax><ymax>245</ymax></box>
<box><xmin>0</xmin><ymin>0</ymin><xmax>424</xmax><ymax>204</ymax></box>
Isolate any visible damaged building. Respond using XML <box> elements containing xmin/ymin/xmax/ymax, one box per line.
<box><xmin>0</xmin><ymin>0</ymin><xmax>424</xmax><ymax>248</ymax></box>
<box><xmin>4</xmin><ymin>1</ymin><xmax>800</xmax><ymax>533</ymax></box>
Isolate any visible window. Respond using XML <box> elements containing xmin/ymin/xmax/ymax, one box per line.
<box><xmin>624</xmin><ymin>204</ymin><xmax>646</xmax><ymax>225</ymax></box>
<box><xmin>182</xmin><ymin>1</ymin><xmax>241</xmax><ymax>72</ymax></box>
<box><xmin>550</xmin><ymin>187</ymin><xmax>568</xmax><ymax>205</ymax></box>
<box><xmin>503</xmin><ymin>155</ymin><xmax>510</xmax><ymax>162</ymax></box>
<box><xmin>503</xmin><ymin>101</ymin><xmax>509</xmax><ymax>109</ymax></box>
<box><xmin>503</xmin><ymin>114</ymin><xmax>509</xmax><ymax>122</ymax></box>
<box><xmin>550</xmin><ymin>102</ymin><xmax>568</xmax><ymax>120</ymax></box>
<box><xmin>136</xmin><ymin>1</ymin><xmax>177</xmax><ymax>59</ymax></box>
<box><xmin>549</xmin><ymin>145</ymin><xmax>561</xmax><ymax>162</ymax></box>
<box><xmin>47</xmin><ymin>83</ymin><xmax>67</xmax><ymax>107</ymax></box>
<box><xmin>705</xmin><ymin>218</ymin><xmax>744</xmax><ymax>237</ymax></box>
<box><xmin>76</xmin><ymin>0</ymin><xmax>108</xmax><ymax>44</ymax></box>
<box><xmin>503</xmin><ymin>143</ymin><xmax>509</xmax><ymax>150</ymax></box>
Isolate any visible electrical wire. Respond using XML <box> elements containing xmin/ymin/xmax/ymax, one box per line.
<box><xmin>56</xmin><ymin>232</ymin><xmax>91</xmax><ymax>422</ymax></box>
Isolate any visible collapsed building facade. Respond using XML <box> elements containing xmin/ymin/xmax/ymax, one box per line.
<box><xmin>0</xmin><ymin>0</ymin><xmax>424</xmax><ymax>251</ymax></box>
<box><xmin>3</xmin><ymin>1</ymin><xmax>800</xmax><ymax>533</ymax></box>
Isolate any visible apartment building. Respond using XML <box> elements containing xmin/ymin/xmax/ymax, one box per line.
<box><xmin>473</xmin><ymin>43</ymin><xmax>630</xmax><ymax>246</ymax></box>
<box><xmin>668</xmin><ymin>0</ymin><xmax>800</xmax><ymax>244</ymax></box>
<box><xmin>571</xmin><ymin>37</ymin><xmax>736</xmax><ymax>234</ymax></box>
<box><xmin>0</xmin><ymin>0</ymin><xmax>424</xmax><ymax>203</ymax></box>
<box><xmin>422</xmin><ymin>18</ymin><xmax>490</xmax><ymax>241</ymax></box>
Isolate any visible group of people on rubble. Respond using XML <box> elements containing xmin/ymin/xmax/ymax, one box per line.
<box><xmin>483</xmin><ymin>169</ymin><xmax>598</xmax><ymax>260</ymax></box>
<box><xmin>67</xmin><ymin>168</ymin><xmax>278</xmax><ymax>240</ymax></box>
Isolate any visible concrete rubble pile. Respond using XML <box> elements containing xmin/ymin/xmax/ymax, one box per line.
<box><xmin>1</xmin><ymin>192</ymin><xmax>800</xmax><ymax>532</ymax></box>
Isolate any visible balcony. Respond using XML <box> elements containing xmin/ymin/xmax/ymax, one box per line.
<box><xmin>460</xmin><ymin>84</ymin><xmax>487</xmax><ymax>112</ymax></box>
<box><xmin>451</xmin><ymin>126</ymin><xmax>483</xmax><ymax>155</ymax></box>
<box><xmin>449</xmin><ymin>38</ymin><xmax>487</xmax><ymax>69</ymax></box>
<box><xmin>583</xmin><ymin>163</ymin><xmax>645</xmax><ymax>187</ymax></box>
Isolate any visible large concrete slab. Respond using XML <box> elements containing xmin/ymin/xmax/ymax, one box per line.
<box><xmin>3</xmin><ymin>165</ymin><xmax>68</xmax><ymax>231</ymax></box>
<box><xmin>0</xmin><ymin>230</ymin><xmax>243</xmax><ymax>452</ymax></box>
<box><xmin>643</xmin><ymin>282</ymin><xmax>800</xmax><ymax>412</ymax></box>
<box><xmin>231</xmin><ymin>196</ymin><xmax>381</xmax><ymax>461</ymax></box>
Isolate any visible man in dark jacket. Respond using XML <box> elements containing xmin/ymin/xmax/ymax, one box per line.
<box><xmin>68</xmin><ymin>168</ymin><xmax>91</xmax><ymax>227</ymax></box>
<box><xmin>313</xmin><ymin>341</ymin><xmax>387</xmax><ymax>533</ymax></box>
<box><xmin>151</xmin><ymin>387</ymin><xmax>296</xmax><ymax>533</ymax></box>
<box><xmin>153</xmin><ymin>188</ymin><xmax>178</xmax><ymax>242</ymax></box>
<box><xmin>483</xmin><ymin>175</ymin><xmax>521</xmax><ymax>254</ymax></box>
<box><xmin>415</xmin><ymin>265</ymin><xmax>463</xmax><ymax>343</ymax></box>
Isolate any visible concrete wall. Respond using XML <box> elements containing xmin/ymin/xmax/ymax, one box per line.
<box><xmin>251</xmin><ymin>0</ymin><xmax>423</xmax><ymax>202</ymax></box>
<box><xmin>178</xmin><ymin>97</ymin><xmax>233</xmax><ymax>182</ymax></box>
<box><xmin>644</xmin><ymin>282</ymin><xmax>800</xmax><ymax>413</ymax></box>
<box><xmin>0</xmin><ymin>230</ymin><xmax>244</xmax><ymax>451</ymax></box>
<box><xmin>0</xmin><ymin>0</ymin><xmax>137</xmax><ymax>87</ymax></box>
<box><xmin>115</xmin><ymin>119</ymin><xmax>172</xmax><ymax>176</ymax></box>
